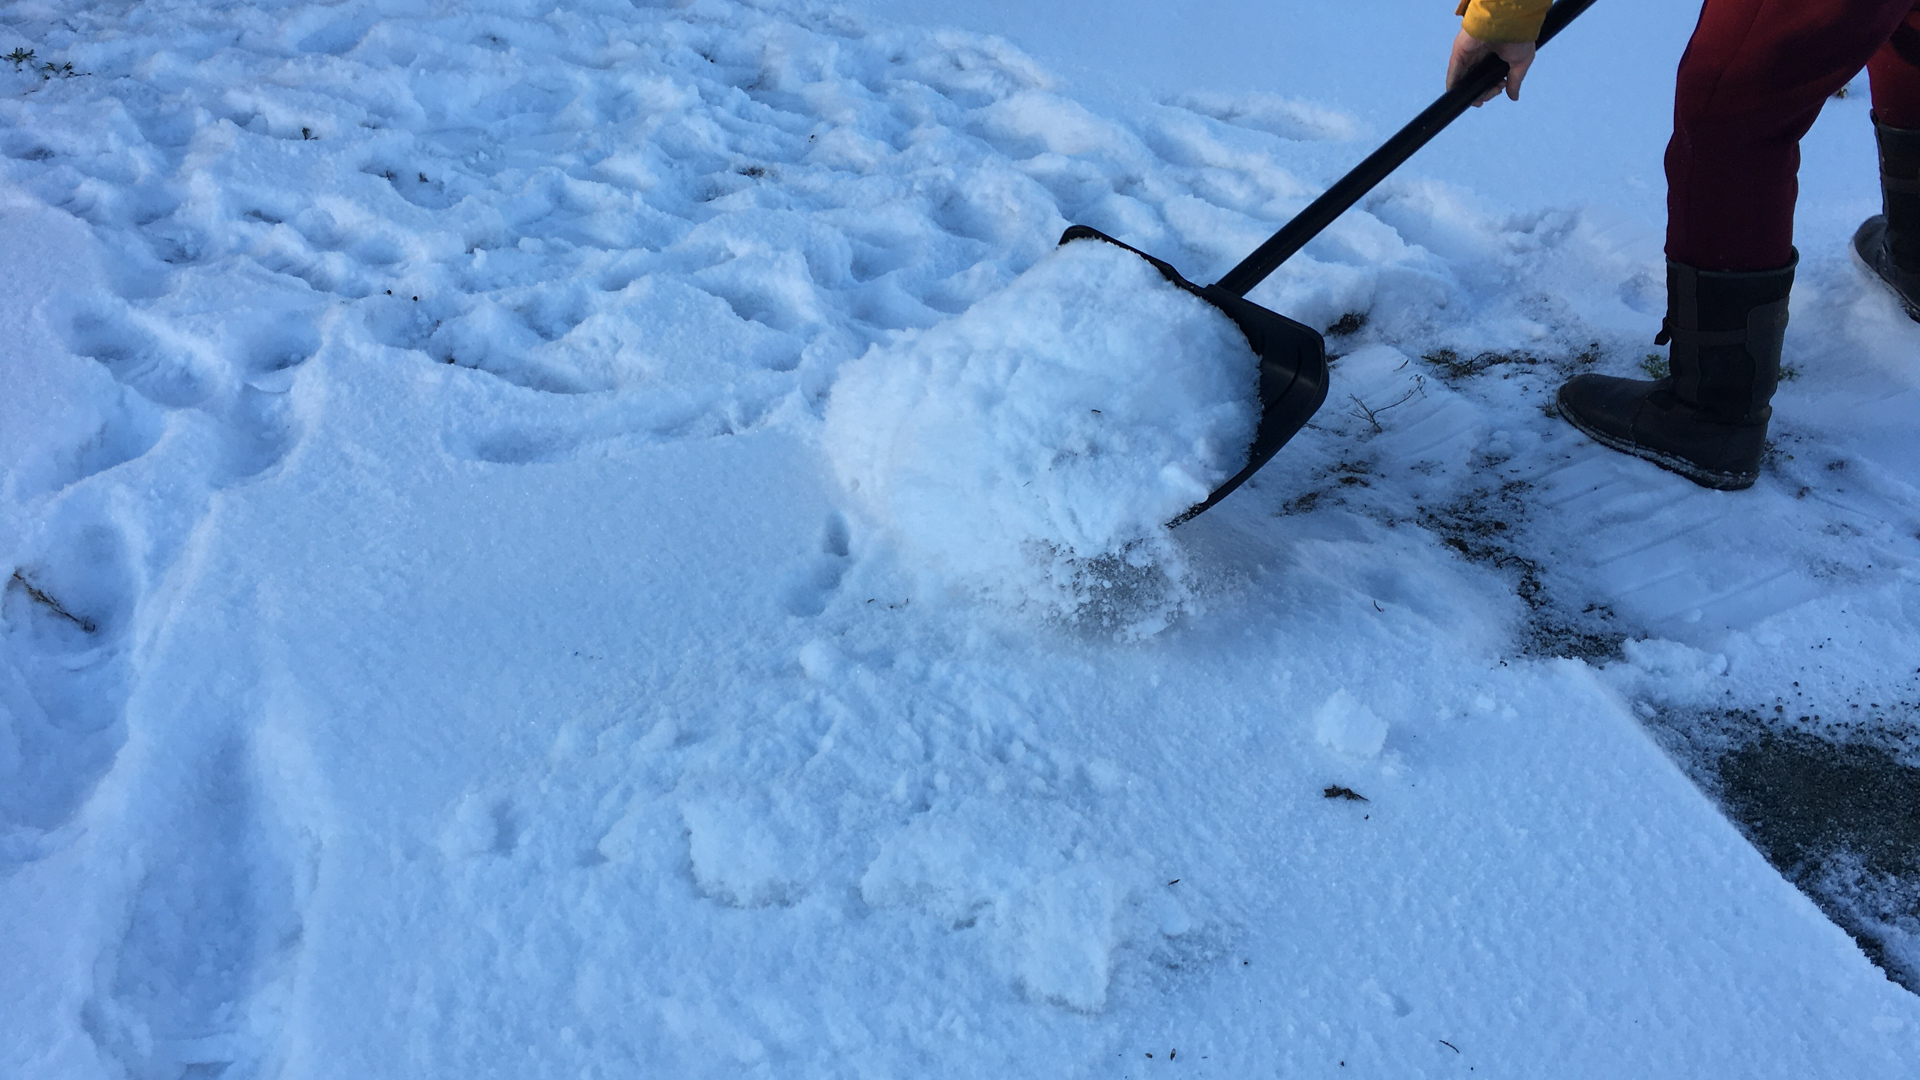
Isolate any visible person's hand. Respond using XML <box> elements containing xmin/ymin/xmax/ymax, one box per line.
<box><xmin>1447</xmin><ymin>30</ymin><xmax>1536</xmax><ymax>106</ymax></box>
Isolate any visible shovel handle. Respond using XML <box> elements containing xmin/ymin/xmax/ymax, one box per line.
<box><xmin>1213</xmin><ymin>0</ymin><xmax>1602</xmax><ymax>297</ymax></box>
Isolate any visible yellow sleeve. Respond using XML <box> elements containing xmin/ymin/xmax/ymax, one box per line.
<box><xmin>1456</xmin><ymin>0</ymin><xmax>1553</xmax><ymax>44</ymax></box>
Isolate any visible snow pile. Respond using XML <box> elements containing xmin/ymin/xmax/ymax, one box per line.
<box><xmin>824</xmin><ymin>238</ymin><xmax>1256</xmax><ymax>625</ymax></box>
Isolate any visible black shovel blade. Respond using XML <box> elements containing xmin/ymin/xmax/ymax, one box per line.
<box><xmin>1059</xmin><ymin>226</ymin><xmax>1329</xmax><ymax>525</ymax></box>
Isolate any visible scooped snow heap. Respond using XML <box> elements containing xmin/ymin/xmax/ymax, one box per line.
<box><xmin>825</xmin><ymin>238</ymin><xmax>1258</xmax><ymax>619</ymax></box>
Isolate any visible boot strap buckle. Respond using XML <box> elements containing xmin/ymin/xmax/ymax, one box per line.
<box><xmin>1655</xmin><ymin>319</ymin><xmax>1746</xmax><ymax>349</ymax></box>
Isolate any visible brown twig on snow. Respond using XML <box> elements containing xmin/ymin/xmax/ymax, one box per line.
<box><xmin>1346</xmin><ymin>379</ymin><xmax>1425</xmax><ymax>433</ymax></box>
<box><xmin>9</xmin><ymin>570</ymin><xmax>97</xmax><ymax>633</ymax></box>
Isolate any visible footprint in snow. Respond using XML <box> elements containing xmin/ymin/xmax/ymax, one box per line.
<box><xmin>1</xmin><ymin>513</ymin><xmax>139</xmax><ymax>867</ymax></box>
<box><xmin>83</xmin><ymin>731</ymin><xmax>312</xmax><ymax>1080</ymax></box>
<box><xmin>783</xmin><ymin>513</ymin><xmax>852</xmax><ymax>619</ymax></box>
<box><xmin>55</xmin><ymin>300</ymin><xmax>217</xmax><ymax>410</ymax></box>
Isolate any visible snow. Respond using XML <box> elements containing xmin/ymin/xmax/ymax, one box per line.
<box><xmin>1314</xmin><ymin>689</ymin><xmax>1389</xmax><ymax>759</ymax></box>
<box><xmin>825</xmin><ymin>237</ymin><xmax>1256</xmax><ymax>624</ymax></box>
<box><xmin>1</xmin><ymin>0</ymin><xmax>1918</xmax><ymax>1077</ymax></box>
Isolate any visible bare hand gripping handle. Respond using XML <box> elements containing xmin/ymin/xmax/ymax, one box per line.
<box><xmin>1212</xmin><ymin>0</ymin><xmax>1602</xmax><ymax>297</ymax></box>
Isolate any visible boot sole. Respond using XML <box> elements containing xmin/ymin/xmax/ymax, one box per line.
<box><xmin>1555</xmin><ymin>390</ymin><xmax>1758</xmax><ymax>491</ymax></box>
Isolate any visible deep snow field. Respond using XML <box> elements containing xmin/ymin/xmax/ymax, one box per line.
<box><xmin>3</xmin><ymin>0</ymin><xmax>1920</xmax><ymax>1076</ymax></box>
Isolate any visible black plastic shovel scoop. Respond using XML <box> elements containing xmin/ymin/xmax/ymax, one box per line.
<box><xmin>1062</xmin><ymin>0</ymin><xmax>1599</xmax><ymax>525</ymax></box>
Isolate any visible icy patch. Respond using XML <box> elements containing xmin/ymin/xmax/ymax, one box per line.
<box><xmin>824</xmin><ymin>239</ymin><xmax>1257</xmax><ymax>628</ymax></box>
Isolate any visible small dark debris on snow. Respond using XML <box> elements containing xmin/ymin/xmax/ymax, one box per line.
<box><xmin>1279</xmin><ymin>489</ymin><xmax>1322</xmax><ymax>515</ymax></box>
<box><xmin>1327</xmin><ymin>311</ymin><xmax>1368</xmax><ymax>336</ymax></box>
<box><xmin>1324</xmin><ymin>784</ymin><xmax>1368</xmax><ymax>802</ymax></box>
<box><xmin>1421</xmin><ymin>346</ymin><xmax>1533</xmax><ymax>381</ymax></box>
<box><xmin>9</xmin><ymin>570</ymin><xmax>96</xmax><ymax>633</ymax></box>
<box><xmin>1419</xmin><ymin>484</ymin><xmax>1625</xmax><ymax>662</ymax></box>
<box><xmin>8</xmin><ymin>50</ymin><xmax>82</xmax><ymax>80</ymax></box>
<box><xmin>1347</xmin><ymin>385</ymin><xmax>1422</xmax><ymax>433</ymax></box>
<box><xmin>1425</xmin><ymin>340</ymin><xmax>1601</xmax><ymax>385</ymax></box>
<box><xmin>1440</xmin><ymin>1039</ymin><xmax>1460</xmax><ymax>1053</ymax></box>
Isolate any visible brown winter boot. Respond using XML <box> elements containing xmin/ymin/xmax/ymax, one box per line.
<box><xmin>1854</xmin><ymin>114</ymin><xmax>1920</xmax><ymax>321</ymax></box>
<box><xmin>1556</xmin><ymin>256</ymin><xmax>1794</xmax><ymax>491</ymax></box>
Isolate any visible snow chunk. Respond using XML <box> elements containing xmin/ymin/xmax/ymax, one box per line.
<box><xmin>1622</xmin><ymin>638</ymin><xmax>1730</xmax><ymax>679</ymax></box>
<box><xmin>824</xmin><ymin>239</ymin><xmax>1258</xmax><ymax>618</ymax></box>
<box><xmin>1013</xmin><ymin>865</ymin><xmax>1121</xmax><ymax>1012</ymax></box>
<box><xmin>682</xmin><ymin>798</ymin><xmax>817</xmax><ymax>909</ymax></box>
<box><xmin>1314</xmin><ymin>690</ymin><xmax>1388</xmax><ymax>758</ymax></box>
<box><xmin>796</xmin><ymin>638</ymin><xmax>846</xmax><ymax>681</ymax></box>
<box><xmin>443</xmin><ymin>792</ymin><xmax>519</xmax><ymax>857</ymax></box>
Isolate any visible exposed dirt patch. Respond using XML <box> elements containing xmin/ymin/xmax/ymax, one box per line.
<box><xmin>1642</xmin><ymin>703</ymin><xmax>1920</xmax><ymax>992</ymax></box>
<box><xmin>1416</xmin><ymin>477</ymin><xmax>1626</xmax><ymax>662</ymax></box>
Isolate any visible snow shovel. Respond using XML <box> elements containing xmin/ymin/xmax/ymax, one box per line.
<box><xmin>1062</xmin><ymin>0</ymin><xmax>1600</xmax><ymax>525</ymax></box>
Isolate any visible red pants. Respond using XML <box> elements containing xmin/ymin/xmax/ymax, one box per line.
<box><xmin>1669</xmin><ymin>0</ymin><xmax>1920</xmax><ymax>270</ymax></box>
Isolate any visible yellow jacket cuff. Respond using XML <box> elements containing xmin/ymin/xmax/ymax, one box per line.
<box><xmin>1457</xmin><ymin>0</ymin><xmax>1552</xmax><ymax>44</ymax></box>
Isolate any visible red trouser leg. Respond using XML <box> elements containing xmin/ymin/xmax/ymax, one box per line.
<box><xmin>1667</xmin><ymin>0</ymin><xmax>1917</xmax><ymax>271</ymax></box>
<box><xmin>1868</xmin><ymin>8</ymin><xmax>1920</xmax><ymax>128</ymax></box>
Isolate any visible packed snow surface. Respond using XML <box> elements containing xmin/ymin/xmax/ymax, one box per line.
<box><xmin>3</xmin><ymin>0</ymin><xmax>1920</xmax><ymax>1077</ymax></box>
<box><xmin>826</xmin><ymin>238</ymin><xmax>1255</xmax><ymax>616</ymax></box>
